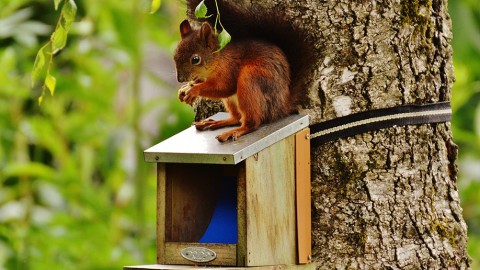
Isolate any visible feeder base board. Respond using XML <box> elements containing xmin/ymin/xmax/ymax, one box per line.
<box><xmin>124</xmin><ymin>264</ymin><xmax>316</xmax><ymax>270</ymax></box>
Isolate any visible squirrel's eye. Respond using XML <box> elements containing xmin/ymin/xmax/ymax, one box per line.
<box><xmin>191</xmin><ymin>55</ymin><xmax>201</xmax><ymax>65</ymax></box>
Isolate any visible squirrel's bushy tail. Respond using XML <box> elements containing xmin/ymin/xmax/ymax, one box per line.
<box><xmin>186</xmin><ymin>0</ymin><xmax>315</xmax><ymax>108</ymax></box>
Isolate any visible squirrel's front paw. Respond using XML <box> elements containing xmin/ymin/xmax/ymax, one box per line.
<box><xmin>182</xmin><ymin>88</ymin><xmax>198</xmax><ymax>106</ymax></box>
<box><xmin>178</xmin><ymin>83</ymin><xmax>192</xmax><ymax>102</ymax></box>
<box><xmin>178</xmin><ymin>82</ymin><xmax>198</xmax><ymax>106</ymax></box>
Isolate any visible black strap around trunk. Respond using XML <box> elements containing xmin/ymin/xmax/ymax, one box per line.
<box><xmin>308</xmin><ymin>102</ymin><xmax>452</xmax><ymax>146</ymax></box>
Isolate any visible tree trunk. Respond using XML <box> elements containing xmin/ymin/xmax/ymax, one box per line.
<box><xmin>189</xmin><ymin>0</ymin><xmax>470</xmax><ymax>269</ymax></box>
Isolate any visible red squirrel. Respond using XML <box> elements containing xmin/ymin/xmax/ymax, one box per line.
<box><xmin>174</xmin><ymin>20</ymin><xmax>294</xmax><ymax>142</ymax></box>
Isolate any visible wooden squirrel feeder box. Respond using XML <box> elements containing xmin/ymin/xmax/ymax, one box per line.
<box><xmin>125</xmin><ymin>112</ymin><xmax>312</xmax><ymax>270</ymax></box>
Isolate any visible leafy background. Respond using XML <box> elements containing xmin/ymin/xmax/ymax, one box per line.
<box><xmin>0</xmin><ymin>0</ymin><xmax>479</xmax><ymax>269</ymax></box>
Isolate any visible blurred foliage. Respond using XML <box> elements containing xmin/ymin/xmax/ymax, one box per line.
<box><xmin>0</xmin><ymin>0</ymin><xmax>479</xmax><ymax>269</ymax></box>
<box><xmin>450</xmin><ymin>0</ymin><xmax>480</xmax><ymax>269</ymax></box>
<box><xmin>0</xmin><ymin>0</ymin><xmax>193</xmax><ymax>269</ymax></box>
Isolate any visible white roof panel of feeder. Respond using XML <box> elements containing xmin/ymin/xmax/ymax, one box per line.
<box><xmin>144</xmin><ymin>112</ymin><xmax>309</xmax><ymax>165</ymax></box>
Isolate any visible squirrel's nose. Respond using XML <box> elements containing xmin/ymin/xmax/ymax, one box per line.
<box><xmin>177</xmin><ymin>72</ymin><xmax>186</xmax><ymax>83</ymax></box>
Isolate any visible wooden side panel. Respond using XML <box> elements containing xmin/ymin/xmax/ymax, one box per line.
<box><xmin>245</xmin><ymin>135</ymin><xmax>296</xmax><ymax>266</ymax></box>
<box><xmin>295</xmin><ymin>128</ymin><xmax>312</xmax><ymax>264</ymax></box>
<box><xmin>236</xmin><ymin>163</ymin><xmax>247</xmax><ymax>266</ymax></box>
<box><xmin>157</xmin><ymin>163</ymin><xmax>167</xmax><ymax>264</ymax></box>
<box><xmin>164</xmin><ymin>243</ymin><xmax>237</xmax><ymax>266</ymax></box>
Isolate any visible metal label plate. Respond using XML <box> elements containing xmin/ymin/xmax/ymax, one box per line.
<box><xmin>180</xmin><ymin>247</ymin><xmax>217</xmax><ymax>263</ymax></box>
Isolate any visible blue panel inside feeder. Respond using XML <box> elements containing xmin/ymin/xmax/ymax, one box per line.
<box><xmin>199</xmin><ymin>177</ymin><xmax>238</xmax><ymax>244</ymax></box>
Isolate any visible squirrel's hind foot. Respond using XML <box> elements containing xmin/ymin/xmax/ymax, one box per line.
<box><xmin>195</xmin><ymin>118</ymin><xmax>240</xmax><ymax>131</ymax></box>
<box><xmin>215</xmin><ymin>126</ymin><xmax>255</xmax><ymax>143</ymax></box>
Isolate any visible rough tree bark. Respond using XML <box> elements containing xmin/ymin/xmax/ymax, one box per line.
<box><xmin>189</xmin><ymin>0</ymin><xmax>470</xmax><ymax>269</ymax></box>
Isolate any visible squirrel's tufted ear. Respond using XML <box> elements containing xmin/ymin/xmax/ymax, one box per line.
<box><xmin>180</xmin><ymin>19</ymin><xmax>192</xmax><ymax>39</ymax></box>
<box><xmin>199</xmin><ymin>22</ymin><xmax>214</xmax><ymax>40</ymax></box>
<box><xmin>199</xmin><ymin>22</ymin><xmax>217</xmax><ymax>50</ymax></box>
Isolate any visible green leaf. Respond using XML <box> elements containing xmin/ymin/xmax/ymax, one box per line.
<box><xmin>45</xmin><ymin>73</ymin><xmax>56</xmax><ymax>96</ymax></box>
<box><xmin>4</xmin><ymin>162</ymin><xmax>56</xmax><ymax>179</ymax></box>
<box><xmin>195</xmin><ymin>0</ymin><xmax>211</xmax><ymax>19</ymax></box>
<box><xmin>62</xmin><ymin>0</ymin><xmax>77</xmax><ymax>31</ymax></box>
<box><xmin>51</xmin><ymin>25</ymin><xmax>67</xmax><ymax>54</ymax></box>
<box><xmin>38</xmin><ymin>94</ymin><xmax>44</xmax><ymax>105</ymax></box>
<box><xmin>54</xmin><ymin>0</ymin><xmax>62</xmax><ymax>10</ymax></box>
<box><xmin>150</xmin><ymin>0</ymin><xmax>161</xmax><ymax>14</ymax></box>
<box><xmin>217</xmin><ymin>28</ymin><xmax>231</xmax><ymax>51</ymax></box>
<box><xmin>32</xmin><ymin>44</ymin><xmax>47</xmax><ymax>87</ymax></box>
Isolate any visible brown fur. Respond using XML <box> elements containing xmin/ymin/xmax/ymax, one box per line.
<box><xmin>174</xmin><ymin>20</ymin><xmax>292</xmax><ymax>142</ymax></box>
